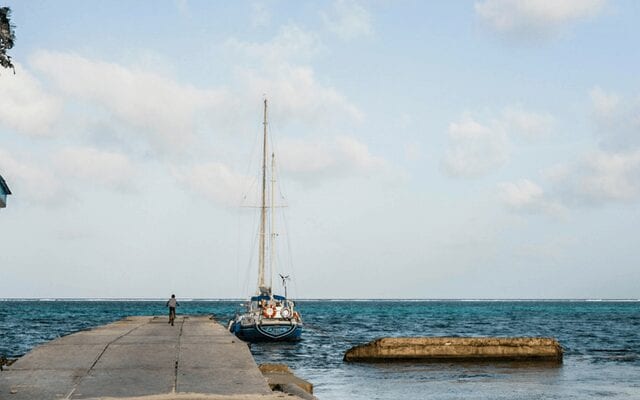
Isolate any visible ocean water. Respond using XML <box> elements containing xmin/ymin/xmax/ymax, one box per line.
<box><xmin>1</xmin><ymin>300</ymin><xmax>639</xmax><ymax>399</ymax></box>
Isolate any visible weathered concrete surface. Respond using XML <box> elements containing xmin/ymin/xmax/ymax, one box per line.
<box><xmin>0</xmin><ymin>316</ymin><xmax>302</xmax><ymax>400</ymax></box>
<box><xmin>344</xmin><ymin>337</ymin><xmax>563</xmax><ymax>363</ymax></box>
<box><xmin>258</xmin><ymin>364</ymin><xmax>314</xmax><ymax>398</ymax></box>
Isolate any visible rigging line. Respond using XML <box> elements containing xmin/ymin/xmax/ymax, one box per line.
<box><xmin>272</xmin><ymin>232</ymin><xmax>287</xmax><ymax>294</ymax></box>
<box><xmin>238</xmin><ymin>106</ymin><xmax>269</xmax><ymax>296</ymax></box>
<box><xmin>272</xmin><ymin>153</ymin><xmax>297</xmax><ymax>297</ymax></box>
<box><xmin>244</xmin><ymin>207</ymin><xmax>261</xmax><ymax>295</ymax></box>
<box><xmin>265</xmin><ymin>137</ymin><xmax>297</xmax><ymax>298</ymax></box>
<box><xmin>238</xmin><ymin>200</ymin><xmax>257</xmax><ymax>295</ymax></box>
<box><xmin>239</xmin><ymin>175</ymin><xmax>259</xmax><ymax>207</ymax></box>
<box><xmin>240</xmin><ymin>189</ymin><xmax>261</xmax><ymax>297</ymax></box>
<box><xmin>236</xmin><ymin>148</ymin><xmax>261</xmax><ymax>296</ymax></box>
<box><xmin>238</xmin><ymin>102</ymin><xmax>266</xmax><ymax>209</ymax></box>
<box><xmin>260</xmin><ymin>103</ymin><xmax>297</xmax><ymax>298</ymax></box>
<box><xmin>266</xmin><ymin>108</ymin><xmax>283</xmax><ymax>293</ymax></box>
<box><xmin>269</xmin><ymin>123</ymin><xmax>294</xmax><ymax>297</ymax></box>
<box><xmin>236</xmin><ymin>182</ymin><xmax>259</xmax><ymax>296</ymax></box>
<box><xmin>267</xmin><ymin>115</ymin><xmax>290</xmax><ymax>209</ymax></box>
<box><xmin>280</xmin><ymin>202</ymin><xmax>297</xmax><ymax>299</ymax></box>
<box><xmin>266</xmin><ymin>111</ymin><xmax>288</xmax><ymax>204</ymax></box>
<box><xmin>243</xmin><ymin>103</ymin><xmax>264</xmax><ymax>178</ymax></box>
<box><xmin>236</xmin><ymin>196</ymin><xmax>242</xmax><ymax>294</ymax></box>
<box><xmin>240</xmin><ymin>205</ymin><xmax>287</xmax><ymax>208</ymax></box>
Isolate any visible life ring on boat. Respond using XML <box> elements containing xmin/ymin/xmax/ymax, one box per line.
<box><xmin>262</xmin><ymin>305</ymin><xmax>276</xmax><ymax>318</ymax></box>
<box><xmin>280</xmin><ymin>307</ymin><xmax>292</xmax><ymax>319</ymax></box>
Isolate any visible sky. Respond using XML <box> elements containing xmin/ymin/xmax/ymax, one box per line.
<box><xmin>1</xmin><ymin>0</ymin><xmax>639</xmax><ymax>299</ymax></box>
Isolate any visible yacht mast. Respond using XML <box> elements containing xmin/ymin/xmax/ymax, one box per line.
<box><xmin>269</xmin><ymin>152</ymin><xmax>276</xmax><ymax>294</ymax></box>
<box><xmin>258</xmin><ymin>99</ymin><xmax>268</xmax><ymax>293</ymax></box>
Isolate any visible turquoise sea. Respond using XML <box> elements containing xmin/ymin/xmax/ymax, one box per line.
<box><xmin>1</xmin><ymin>300</ymin><xmax>639</xmax><ymax>399</ymax></box>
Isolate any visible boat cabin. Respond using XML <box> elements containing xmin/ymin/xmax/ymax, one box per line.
<box><xmin>247</xmin><ymin>294</ymin><xmax>297</xmax><ymax>320</ymax></box>
<box><xmin>249</xmin><ymin>294</ymin><xmax>287</xmax><ymax>310</ymax></box>
<box><xmin>0</xmin><ymin>175</ymin><xmax>10</xmax><ymax>208</ymax></box>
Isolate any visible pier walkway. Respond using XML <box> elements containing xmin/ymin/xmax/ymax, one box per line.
<box><xmin>0</xmin><ymin>316</ymin><xmax>296</xmax><ymax>400</ymax></box>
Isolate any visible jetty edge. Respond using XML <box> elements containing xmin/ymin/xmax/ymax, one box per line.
<box><xmin>259</xmin><ymin>364</ymin><xmax>316</xmax><ymax>400</ymax></box>
<box><xmin>343</xmin><ymin>337</ymin><xmax>563</xmax><ymax>363</ymax></box>
<box><xmin>0</xmin><ymin>315</ymin><xmax>311</xmax><ymax>400</ymax></box>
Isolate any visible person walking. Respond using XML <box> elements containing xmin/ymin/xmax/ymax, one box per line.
<box><xmin>166</xmin><ymin>294</ymin><xmax>179</xmax><ymax>326</ymax></box>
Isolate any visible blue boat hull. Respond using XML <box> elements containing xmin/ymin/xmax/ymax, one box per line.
<box><xmin>231</xmin><ymin>321</ymin><xmax>302</xmax><ymax>342</ymax></box>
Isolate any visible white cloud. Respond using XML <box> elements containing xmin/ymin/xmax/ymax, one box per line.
<box><xmin>498</xmin><ymin>87</ymin><xmax>640</xmax><ymax>213</ymax></box>
<box><xmin>30</xmin><ymin>51</ymin><xmax>227</xmax><ymax>151</ymax></box>
<box><xmin>12</xmin><ymin>40</ymin><xmax>361</xmax><ymax>160</ymax></box>
<box><xmin>335</xmin><ymin>136</ymin><xmax>386</xmax><ymax>171</ymax></box>
<box><xmin>443</xmin><ymin>106</ymin><xmax>554</xmax><ymax>178</ymax></box>
<box><xmin>174</xmin><ymin>136</ymin><xmax>391</xmax><ymax>204</ymax></box>
<box><xmin>475</xmin><ymin>0</ymin><xmax>606</xmax><ymax>39</ymax></box>
<box><xmin>565</xmin><ymin>89</ymin><xmax>640</xmax><ymax>204</ymax></box>
<box><xmin>0</xmin><ymin>148</ymin><xmax>64</xmax><ymax>205</ymax></box>
<box><xmin>251</xmin><ymin>2</ymin><xmax>271</xmax><ymax>28</ymax></box>
<box><xmin>0</xmin><ymin>146</ymin><xmax>139</xmax><ymax>205</ymax></box>
<box><xmin>277</xmin><ymin>136</ymin><xmax>384</xmax><ymax>181</ymax></box>
<box><xmin>54</xmin><ymin>147</ymin><xmax>137</xmax><ymax>190</ymax></box>
<box><xmin>442</xmin><ymin>116</ymin><xmax>509</xmax><ymax>178</ymax></box>
<box><xmin>502</xmin><ymin>106</ymin><xmax>554</xmax><ymax>139</ymax></box>
<box><xmin>590</xmin><ymin>86</ymin><xmax>619</xmax><ymax>117</ymax></box>
<box><xmin>226</xmin><ymin>26</ymin><xmax>363</xmax><ymax>125</ymax></box>
<box><xmin>501</xmin><ymin>150</ymin><xmax>640</xmax><ymax>214</ymax></box>
<box><xmin>277</xmin><ymin>136</ymin><xmax>387</xmax><ymax>180</ymax></box>
<box><xmin>236</xmin><ymin>64</ymin><xmax>364</xmax><ymax>125</ymax></box>
<box><xmin>500</xmin><ymin>178</ymin><xmax>543</xmax><ymax>207</ymax></box>
<box><xmin>175</xmin><ymin>0</ymin><xmax>189</xmax><ymax>16</ymax></box>
<box><xmin>173</xmin><ymin>162</ymin><xmax>252</xmax><ymax>206</ymax></box>
<box><xmin>570</xmin><ymin>150</ymin><xmax>640</xmax><ymax>204</ymax></box>
<box><xmin>498</xmin><ymin>178</ymin><xmax>564</xmax><ymax>215</ymax></box>
<box><xmin>589</xmin><ymin>87</ymin><xmax>640</xmax><ymax>149</ymax></box>
<box><xmin>404</xmin><ymin>142</ymin><xmax>422</xmax><ymax>162</ymax></box>
<box><xmin>0</xmin><ymin>63</ymin><xmax>62</xmax><ymax>136</ymax></box>
<box><xmin>323</xmin><ymin>0</ymin><xmax>373</xmax><ymax>40</ymax></box>
<box><xmin>226</xmin><ymin>25</ymin><xmax>322</xmax><ymax>63</ymax></box>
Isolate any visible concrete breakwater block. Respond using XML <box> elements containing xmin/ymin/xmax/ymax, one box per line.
<box><xmin>259</xmin><ymin>364</ymin><xmax>316</xmax><ymax>399</ymax></box>
<box><xmin>344</xmin><ymin>337</ymin><xmax>563</xmax><ymax>363</ymax></box>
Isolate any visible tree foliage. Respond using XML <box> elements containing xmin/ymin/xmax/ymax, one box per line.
<box><xmin>0</xmin><ymin>7</ymin><xmax>15</xmax><ymax>72</ymax></box>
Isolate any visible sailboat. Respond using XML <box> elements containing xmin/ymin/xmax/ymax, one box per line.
<box><xmin>228</xmin><ymin>99</ymin><xmax>303</xmax><ymax>342</ymax></box>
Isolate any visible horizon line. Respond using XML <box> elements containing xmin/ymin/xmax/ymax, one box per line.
<box><xmin>1</xmin><ymin>297</ymin><xmax>639</xmax><ymax>302</ymax></box>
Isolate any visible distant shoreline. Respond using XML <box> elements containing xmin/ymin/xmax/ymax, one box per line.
<box><xmin>1</xmin><ymin>298</ymin><xmax>639</xmax><ymax>302</ymax></box>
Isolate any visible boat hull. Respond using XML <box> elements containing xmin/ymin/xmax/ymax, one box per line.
<box><xmin>231</xmin><ymin>321</ymin><xmax>302</xmax><ymax>342</ymax></box>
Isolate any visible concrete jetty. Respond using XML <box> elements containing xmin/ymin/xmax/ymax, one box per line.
<box><xmin>259</xmin><ymin>364</ymin><xmax>315</xmax><ymax>400</ymax></box>
<box><xmin>0</xmin><ymin>316</ymin><xmax>305</xmax><ymax>400</ymax></box>
<box><xmin>344</xmin><ymin>337</ymin><xmax>563</xmax><ymax>363</ymax></box>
